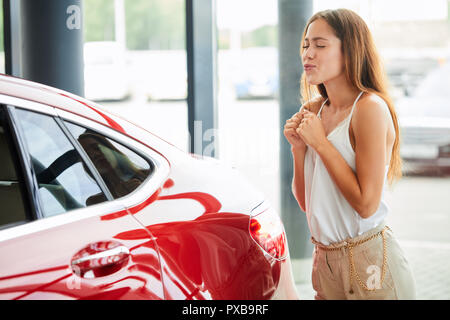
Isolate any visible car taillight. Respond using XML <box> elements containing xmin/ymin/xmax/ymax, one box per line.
<box><xmin>249</xmin><ymin>200</ymin><xmax>287</xmax><ymax>260</ymax></box>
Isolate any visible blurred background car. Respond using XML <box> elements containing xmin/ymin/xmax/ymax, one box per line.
<box><xmin>232</xmin><ymin>47</ymin><xmax>278</xmax><ymax>100</ymax></box>
<box><xmin>84</xmin><ymin>41</ymin><xmax>131</xmax><ymax>101</ymax></box>
<box><xmin>396</xmin><ymin>62</ymin><xmax>450</xmax><ymax>175</ymax></box>
<box><xmin>385</xmin><ymin>56</ymin><xmax>441</xmax><ymax>100</ymax></box>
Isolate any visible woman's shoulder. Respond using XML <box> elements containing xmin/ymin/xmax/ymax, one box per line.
<box><xmin>300</xmin><ymin>95</ymin><xmax>326</xmax><ymax>115</ymax></box>
<box><xmin>354</xmin><ymin>92</ymin><xmax>390</xmax><ymax>117</ymax></box>
<box><xmin>352</xmin><ymin>92</ymin><xmax>391</xmax><ymax>129</ymax></box>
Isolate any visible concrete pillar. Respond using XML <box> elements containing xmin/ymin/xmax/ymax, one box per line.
<box><xmin>18</xmin><ymin>0</ymin><xmax>84</xmax><ymax>97</ymax></box>
<box><xmin>278</xmin><ymin>0</ymin><xmax>314</xmax><ymax>259</ymax></box>
<box><xmin>186</xmin><ymin>0</ymin><xmax>219</xmax><ymax>158</ymax></box>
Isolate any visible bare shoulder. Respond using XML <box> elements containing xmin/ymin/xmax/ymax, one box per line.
<box><xmin>353</xmin><ymin>92</ymin><xmax>390</xmax><ymax>124</ymax></box>
<box><xmin>300</xmin><ymin>95</ymin><xmax>326</xmax><ymax>115</ymax></box>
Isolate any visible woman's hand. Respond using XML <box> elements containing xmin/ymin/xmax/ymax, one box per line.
<box><xmin>283</xmin><ymin>109</ymin><xmax>308</xmax><ymax>152</ymax></box>
<box><xmin>296</xmin><ymin>109</ymin><xmax>328</xmax><ymax>151</ymax></box>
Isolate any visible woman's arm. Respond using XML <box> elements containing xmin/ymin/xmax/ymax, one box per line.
<box><xmin>299</xmin><ymin>98</ymin><xmax>389</xmax><ymax>218</ymax></box>
<box><xmin>291</xmin><ymin>146</ymin><xmax>307</xmax><ymax>212</ymax></box>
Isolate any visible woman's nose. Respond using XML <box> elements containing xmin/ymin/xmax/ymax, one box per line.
<box><xmin>302</xmin><ymin>48</ymin><xmax>314</xmax><ymax>60</ymax></box>
<box><xmin>302</xmin><ymin>48</ymin><xmax>314</xmax><ymax>64</ymax></box>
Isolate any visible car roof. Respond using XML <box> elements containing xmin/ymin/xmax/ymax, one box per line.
<box><xmin>0</xmin><ymin>73</ymin><xmax>128</xmax><ymax>131</ymax></box>
<box><xmin>0</xmin><ymin>73</ymin><xmax>185</xmax><ymax>164</ymax></box>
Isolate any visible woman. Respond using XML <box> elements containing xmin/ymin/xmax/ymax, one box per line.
<box><xmin>283</xmin><ymin>8</ymin><xmax>416</xmax><ymax>300</ymax></box>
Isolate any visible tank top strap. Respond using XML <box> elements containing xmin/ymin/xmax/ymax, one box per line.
<box><xmin>347</xmin><ymin>91</ymin><xmax>365</xmax><ymax>120</ymax></box>
<box><xmin>317</xmin><ymin>97</ymin><xmax>328</xmax><ymax>119</ymax></box>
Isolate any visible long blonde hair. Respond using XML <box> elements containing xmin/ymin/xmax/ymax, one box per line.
<box><xmin>299</xmin><ymin>8</ymin><xmax>402</xmax><ymax>185</ymax></box>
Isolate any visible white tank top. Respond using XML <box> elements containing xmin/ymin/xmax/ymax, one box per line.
<box><xmin>303</xmin><ymin>91</ymin><xmax>390</xmax><ymax>245</ymax></box>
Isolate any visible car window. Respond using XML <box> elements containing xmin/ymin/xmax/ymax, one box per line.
<box><xmin>0</xmin><ymin>108</ymin><xmax>29</xmax><ymax>228</ymax></box>
<box><xmin>64</xmin><ymin>121</ymin><xmax>152</xmax><ymax>199</ymax></box>
<box><xmin>14</xmin><ymin>109</ymin><xmax>108</xmax><ymax>218</ymax></box>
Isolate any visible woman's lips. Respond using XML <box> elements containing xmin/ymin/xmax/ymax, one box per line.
<box><xmin>304</xmin><ymin>65</ymin><xmax>316</xmax><ymax>72</ymax></box>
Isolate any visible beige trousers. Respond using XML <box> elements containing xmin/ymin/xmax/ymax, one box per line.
<box><xmin>311</xmin><ymin>221</ymin><xmax>416</xmax><ymax>300</ymax></box>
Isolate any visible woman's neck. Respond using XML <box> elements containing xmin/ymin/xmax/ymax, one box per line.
<box><xmin>323</xmin><ymin>76</ymin><xmax>361</xmax><ymax>112</ymax></box>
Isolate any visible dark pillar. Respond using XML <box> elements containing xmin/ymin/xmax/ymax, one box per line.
<box><xmin>19</xmin><ymin>0</ymin><xmax>84</xmax><ymax>97</ymax></box>
<box><xmin>186</xmin><ymin>0</ymin><xmax>219</xmax><ymax>158</ymax></box>
<box><xmin>278</xmin><ymin>0</ymin><xmax>313</xmax><ymax>259</ymax></box>
<box><xmin>3</xmin><ymin>0</ymin><xmax>22</xmax><ymax>76</ymax></box>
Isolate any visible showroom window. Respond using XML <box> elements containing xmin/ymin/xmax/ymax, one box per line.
<box><xmin>64</xmin><ymin>121</ymin><xmax>153</xmax><ymax>199</ymax></box>
<box><xmin>14</xmin><ymin>109</ymin><xmax>108</xmax><ymax>218</ymax></box>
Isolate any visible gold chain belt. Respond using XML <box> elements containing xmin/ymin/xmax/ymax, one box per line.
<box><xmin>311</xmin><ymin>225</ymin><xmax>392</xmax><ymax>294</ymax></box>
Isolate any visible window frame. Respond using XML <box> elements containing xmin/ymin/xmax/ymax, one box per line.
<box><xmin>55</xmin><ymin>117</ymin><xmax>114</xmax><ymax>201</ymax></box>
<box><xmin>0</xmin><ymin>93</ymin><xmax>170</xmax><ymax>236</ymax></box>
<box><xmin>7</xmin><ymin>105</ymin><xmax>114</xmax><ymax>219</ymax></box>
<box><xmin>6</xmin><ymin>104</ymin><xmax>53</xmax><ymax>220</ymax></box>
<box><xmin>54</xmin><ymin>107</ymin><xmax>170</xmax><ymax>218</ymax></box>
<box><xmin>59</xmin><ymin>115</ymin><xmax>158</xmax><ymax>201</ymax></box>
<box><xmin>0</xmin><ymin>105</ymin><xmax>36</xmax><ymax>229</ymax></box>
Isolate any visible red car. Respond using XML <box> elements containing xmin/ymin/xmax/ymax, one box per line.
<box><xmin>0</xmin><ymin>74</ymin><xmax>298</xmax><ymax>300</ymax></box>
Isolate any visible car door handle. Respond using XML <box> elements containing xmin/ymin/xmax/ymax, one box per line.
<box><xmin>71</xmin><ymin>241</ymin><xmax>130</xmax><ymax>279</ymax></box>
